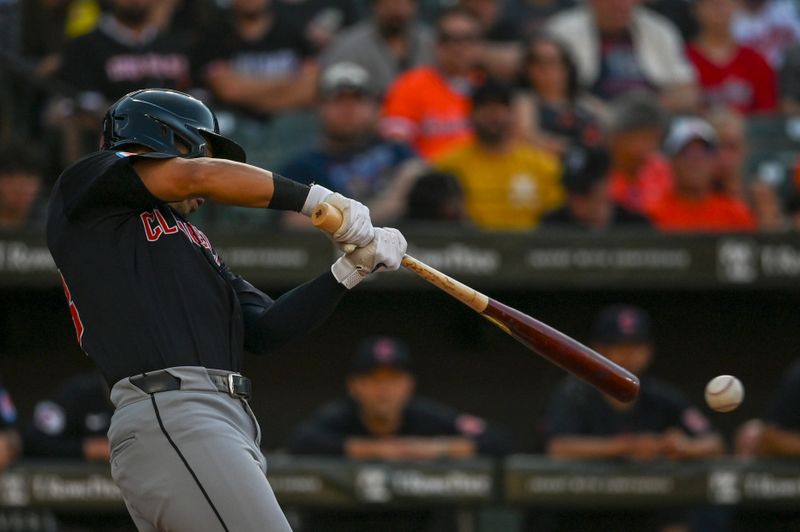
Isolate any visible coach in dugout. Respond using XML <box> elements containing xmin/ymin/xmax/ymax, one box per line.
<box><xmin>288</xmin><ymin>336</ymin><xmax>510</xmax><ymax>532</ymax></box>
<box><xmin>531</xmin><ymin>305</ymin><xmax>724</xmax><ymax>532</ymax></box>
<box><xmin>735</xmin><ymin>359</ymin><xmax>800</xmax><ymax>531</ymax></box>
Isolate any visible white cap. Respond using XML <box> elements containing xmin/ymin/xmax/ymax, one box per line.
<box><xmin>663</xmin><ymin>117</ymin><xmax>718</xmax><ymax>156</ymax></box>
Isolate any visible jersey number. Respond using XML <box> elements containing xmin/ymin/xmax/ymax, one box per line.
<box><xmin>59</xmin><ymin>273</ymin><xmax>85</xmax><ymax>346</ymax></box>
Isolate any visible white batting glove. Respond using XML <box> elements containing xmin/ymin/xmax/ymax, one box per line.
<box><xmin>331</xmin><ymin>228</ymin><xmax>407</xmax><ymax>289</ymax></box>
<box><xmin>301</xmin><ymin>185</ymin><xmax>374</xmax><ymax>249</ymax></box>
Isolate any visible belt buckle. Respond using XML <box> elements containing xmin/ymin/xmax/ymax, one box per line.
<box><xmin>227</xmin><ymin>373</ymin><xmax>239</xmax><ymax>396</ymax></box>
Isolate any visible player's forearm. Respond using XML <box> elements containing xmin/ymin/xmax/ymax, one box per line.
<box><xmin>758</xmin><ymin>425</ymin><xmax>800</xmax><ymax>456</ymax></box>
<box><xmin>546</xmin><ymin>436</ymin><xmax>630</xmax><ymax>459</ymax></box>
<box><xmin>243</xmin><ymin>271</ymin><xmax>346</xmax><ymax>355</ymax></box>
<box><xmin>136</xmin><ymin>157</ymin><xmax>313</xmax><ymax>211</ymax></box>
<box><xmin>682</xmin><ymin>434</ymin><xmax>725</xmax><ymax>459</ymax></box>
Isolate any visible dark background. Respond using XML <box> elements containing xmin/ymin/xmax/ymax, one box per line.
<box><xmin>1</xmin><ymin>283</ymin><xmax>796</xmax><ymax>453</ymax></box>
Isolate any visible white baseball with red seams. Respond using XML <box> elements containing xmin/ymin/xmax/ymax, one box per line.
<box><xmin>705</xmin><ymin>375</ymin><xmax>744</xmax><ymax>412</ymax></box>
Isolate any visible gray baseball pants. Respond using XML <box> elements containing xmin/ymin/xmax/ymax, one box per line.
<box><xmin>108</xmin><ymin>366</ymin><xmax>292</xmax><ymax>532</ymax></box>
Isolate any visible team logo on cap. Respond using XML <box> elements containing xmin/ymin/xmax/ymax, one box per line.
<box><xmin>618</xmin><ymin>309</ymin><xmax>638</xmax><ymax>334</ymax></box>
<box><xmin>373</xmin><ymin>339</ymin><xmax>397</xmax><ymax>362</ymax></box>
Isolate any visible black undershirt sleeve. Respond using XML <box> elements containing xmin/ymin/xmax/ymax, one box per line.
<box><xmin>241</xmin><ymin>271</ymin><xmax>347</xmax><ymax>355</ymax></box>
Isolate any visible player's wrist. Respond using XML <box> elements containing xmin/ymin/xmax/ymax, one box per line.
<box><xmin>301</xmin><ymin>184</ymin><xmax>333</xmax><ymax>216</ymax></box>
<box><xmin>267</xmin><ymin>174</ymin><xmax>311</xmax><ymax>212</ymax></box>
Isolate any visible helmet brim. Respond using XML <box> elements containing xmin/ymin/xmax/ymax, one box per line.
<box><xmin>201</xmin><ymin>130</ymin><xmax>246</xmax><ymax>163</ymax></box>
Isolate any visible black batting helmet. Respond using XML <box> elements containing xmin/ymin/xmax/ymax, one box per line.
<box><xmin>101</xmin><ymin>89</ymin><xmax>246</xmax><ymax>162</ymax></box>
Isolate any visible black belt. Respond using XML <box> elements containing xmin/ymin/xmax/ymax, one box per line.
<box><xmin>130</xmin><ymin>370</ymin><xmax>252</xmax><ymax>400</ymax></box>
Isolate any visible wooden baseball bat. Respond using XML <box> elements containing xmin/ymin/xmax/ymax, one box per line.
<box><xmin>312</xmin><ymin>203</ymin><xmax>640</xmax><ymax>403</ymax></box>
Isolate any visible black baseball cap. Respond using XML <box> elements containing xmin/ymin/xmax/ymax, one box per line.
<box><xmin>561</xmin><ymin>145</ymin><xmax>611</xmax><ymax>194</ymax></box>
<box><xmin>350</xmin><ymin>336</ymin><xmax>412</xmax><ymax>375</ymax></box>
<box><xmin>592</xmin><ymin>305</ymin><xmax>652</xmax><ymax>345</ymax></box>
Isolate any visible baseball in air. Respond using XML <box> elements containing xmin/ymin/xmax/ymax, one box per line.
<box><xmin>704</xmin><ymin>375</ymin><xmax>744</xmax><ymax>412</ymax></box>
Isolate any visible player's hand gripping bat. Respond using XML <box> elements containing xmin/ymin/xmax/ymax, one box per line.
<box><xmin>312</xmin><ymin>203</ymin><xmax>640</xmax><ymax>403</ymax></box>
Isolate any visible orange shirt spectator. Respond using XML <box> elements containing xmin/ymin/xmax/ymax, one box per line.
<box><xmin>380</xmin><ymin>8</ymin><xmax>484</xmax><ymax>160</ymax></box>
<box><xmin>607</xmin><ymin>92</ymin><xmax>672</xmax><ymax>214</ymax></box>
<box><xmin>609</xmin><ymin>155</ymin><xmax>673</xmax><ymax>214</ymax></box>
<box><xmin>381</xmin><ymin>67</ymin><xmax>473</xmax><ymax>159</ymax></box>
<box><xmin>649</xmin><ymin>192</ymin><xmax>756</xmax><ymax>231</ymax></box>
<box><xmin>650</xmin><ymin>117</ymin><xmax>756</xmax><ymax>232</ymax></box>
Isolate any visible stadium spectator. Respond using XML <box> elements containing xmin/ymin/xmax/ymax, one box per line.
<box><xmin>607</xmin><ymin>91</ymin><xmax>672</xmax><ymax>215</ymax></box>
<box><xmin>380</xmin><ymin>7</ymin><xmax>483</xmax><ymax>160</ymax></box>
<box><xmin>733</xmin><ymin>0</ymin><xmax>800</xmax><ymax>68</ymax></box>
<box><xmin>0</xmin><ymin>143</ymin><xmax>45</xmax><ymax>230</ymax></box>
<box><xmin>687</xmin><ymin>0</ymin><xmax>777</xmax><ymax>115</ymax></box>
<box><xmin>148</xmin><ymin>0</ymin><xmax>222</xmax><ymax>41</ymax></box>
<box><xmin>193</xmin><ymin>0</ymin><xmax>318</xmax><ymax>118</ymax></box>
<box><xmin>501</xmin><ymin>0</ymin><xmax>577</xmax><ymax>39</ymax></box>
<box><xmin>56</xmin><ymin>0</ymin><xmax>191</xmax><ymax>104</ymax></box>
<box><xmin>649</xmin><ymin>117</ymin><xmax>757</xmax><ymax>231</ymax></box>
<box><xmin>513</xmin><ymin>34</ymin><xmax>605</xmax><ymax>155</ymax></box>
<box><xmin>642</xmin><ymin>0</ymin><xmax>698</xmax><ymax>41</ymax></box>
<box><xmin>547</xmin><ymin>0</ymin><xmax>698</xmax><ymax>112</ymax></box>
<box><xmin>275</xmin><ymin>0</ymin><xmax>362</xmax><ymax>52</ymax></box>
<box><xmin>21</xmin><ymin>0</ymin><xmax>101</xmax><ymax>73</ymax></box>
<box><xmin>435</xmin><ymin>79</ymin><xmax>563</xmax><ymax>230</ymax></box>
<box><xmin>281</xmin><ymin>62</ymin><xmax>424</xmax><ymax>224</ymax></box>
<box><xmin>289</xmin><ymin>336</ymin><xmax>511</xmax><ymax>458</ymax></box>
<box><xmin>321</xmin><ymin>0</ymin><xmax>433</xmax><ymax>96</ymax></box>
<box><xmin>288</xmin><ymin>336</ymin><xmax>510</xmax><ymax>532</ymax></box>
<box><xmin>24</xmin><ymin>372</ymin><xmax>112</xmax><ymax>461</ymax></box>
<box><xmin>404</xmin><ymin>170</ymin><xmax>467</xmax><ymax>223</ymax></box>
<box><xmin>0</xmin><ymin>380</ymin><xmax>21</xmax><ymax>472</ymax></box>
<box><xmin>778</xmin><ymin>43</ymin><xmax>800</xmax><ymax>114</ymax></box>
<box><xmin>541</xmin><ymin>145</ymin><xmax>652</xmax><ymax>230</ymax></box>
<box><xmin>707</xmin><ymin>108</ymin><xmax>785</xmax><ymax>231</ymax></box>
<box><xmin>532</xmin><ymin>305</ymin><xmax>722</xmax><ymax>532</ymax></box>
<box><xmin>461</xmin><ymin>0</ymin><xmax>522</xmax><ymax>82</ymax></box>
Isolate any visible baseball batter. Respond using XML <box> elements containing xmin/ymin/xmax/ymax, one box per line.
<box><xmin>46</xmin><ymin>89</ymin><xmax>407</xmax><ymax>531</ymax></box>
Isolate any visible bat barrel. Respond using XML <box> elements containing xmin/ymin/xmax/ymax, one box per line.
<box><xmin>483</xmin><ymin>299</ymin><xmax>640</xmax><ymax>402</ymax></box>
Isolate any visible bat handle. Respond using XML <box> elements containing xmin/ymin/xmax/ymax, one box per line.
<box><xmin>313</xmin><ymin>203</ymin><xmax>489</xmax><ymax>313</ymax></box>
<box><xmin>311</xmin><ymin>202</ymin><xmax>356</xmax><ymax>253</ymax></box>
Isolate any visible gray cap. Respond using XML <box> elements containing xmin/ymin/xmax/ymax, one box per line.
<box><xmin>607</xmin><ymin>91</ymin><xmax>667</xmax><ymax>134</ymax></box>
<box><xmin>319</xmin><ymin>62</ymin><xmax>374</xmax><ymax>97</ymax></box>
<box><xmin>663</xmin><ymin>117</ymin><xmax>717</xmax><ymax>156</ymax></box>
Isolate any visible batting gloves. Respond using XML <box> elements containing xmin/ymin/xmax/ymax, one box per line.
<box><xmin>302</xmin><ymin>185</ymin><xmax>374</xmax><ymax>249</ymax></box>
<box><xmin>331</xmin><ymin>228</ymin><xmax>408</xmax><ymax>289</ymax></box>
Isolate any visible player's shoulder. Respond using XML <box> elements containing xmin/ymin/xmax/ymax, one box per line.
<box><xmin>59</xmin><ymin>150</ymin><xmax>129</xmax><ymax>179</ymax></box>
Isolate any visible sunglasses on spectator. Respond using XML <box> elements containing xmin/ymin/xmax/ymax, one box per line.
<box><xmin>438</xmin><ymin>32</ymin><xmax>480</xmax><ymax>44</ymax></box>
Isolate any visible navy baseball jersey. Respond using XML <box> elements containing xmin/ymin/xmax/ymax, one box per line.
<box><xmin>767</xmin><ymin>360</ymin><xmax>800</xmax><ymax>429</ymax></box>
<box><xmin>46</xmin><ymin>150</ymin><xmax>273</xmax><ymax>386</ymax></box>
<box><xmin>288</xmin><ymin>396</ymin><xmax>512</xmax><ymax>455</ymax></box>
<box><xmin>542</xmin><ymin>376</ymin><xmax>713</xmax><ymax>439</ymax></box>
<box><xmin>25</xmin><ymin>372</ymin><xmax>112</xmax><ymax>458</ymax></box>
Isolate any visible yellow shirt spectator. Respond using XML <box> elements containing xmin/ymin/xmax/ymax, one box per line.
<box><xmin>436</xmin><ymin>142</ymin><xmax>563</xmax><ymax>230</ymax></box>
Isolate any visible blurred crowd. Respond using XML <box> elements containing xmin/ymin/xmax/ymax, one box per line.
<box><xmin>3</xmin><ymin>0</ymin><xmax>800</xmax><ymax>232</ymax></box>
